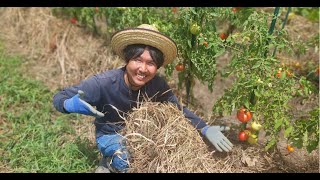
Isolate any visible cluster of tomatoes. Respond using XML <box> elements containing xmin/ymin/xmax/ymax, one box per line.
<box><xmin>217</xmin><ymin>7</ymin><xmax>242</xmax><ymax>41</ymax></box>
<box><xmin>237</xmin><ymin>108</ymin><xmax>295</xmax><ymax>152</ymax></box>
<box><xmin>176</xmin><ymin>9</ymin><xmax>239</xmax><ymax>72</ymax></box>
<box><xmin>275</xmin><ymin>68</ymin><xmax>293</xmax><ymax>79</ymax></box>
<box><xmin>237</xmin><ymin>107</ymin><xmax>262</xmax><ymax>145</ymax></box>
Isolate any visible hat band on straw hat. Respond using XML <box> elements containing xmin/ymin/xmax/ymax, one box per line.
<box><xmin>111</xmin><ymin>25</ymin><xmax>177</xmax><ymax>66</ymax></box>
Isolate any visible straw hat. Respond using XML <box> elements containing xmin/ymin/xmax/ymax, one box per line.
<box><xmin>111</xmin><ymin>24</ymin><xmax>177</xmax><ymax>66</ymax></box>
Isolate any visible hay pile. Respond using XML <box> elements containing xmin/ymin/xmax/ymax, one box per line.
<box><xmin>121</xmin><ymin>101</ymin><xmax>281</xmax><ymax>173</ymax></box>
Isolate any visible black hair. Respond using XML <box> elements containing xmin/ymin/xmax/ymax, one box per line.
<box><xmin>123</xmin><ymin>44</ymin><xmax>164</xmax><ymax>69</ymax></box>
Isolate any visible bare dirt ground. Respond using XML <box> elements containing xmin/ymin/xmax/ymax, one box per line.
<box><xmin>0</xmin><ymin>7</ymin><xmax>318</xmax><ymax>172</ymax></box>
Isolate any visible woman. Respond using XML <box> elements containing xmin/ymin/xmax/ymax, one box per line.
<box><xmin>53</xmin><ymin>24</ymin><xmax>233</xmax><ymax>173</ymax></box>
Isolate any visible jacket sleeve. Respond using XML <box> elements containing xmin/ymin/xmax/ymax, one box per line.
<box><xmin>53</xmin><ymin>75</ymin><xmax>101</xmax><ymax>113</ymax></box>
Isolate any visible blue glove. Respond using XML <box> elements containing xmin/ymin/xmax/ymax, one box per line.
<box><xmin>64</xmin><ymin>90</ymin><xmax>104</xmax><ymax>118</ymax></box>
<box><xmin>201</xmin><ymin>125</ymin><xmax>233</xmax><ymax>152</ymax></box>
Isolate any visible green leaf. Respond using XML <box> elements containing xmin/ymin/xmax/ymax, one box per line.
<box><xmin>254</xmin><ymin>90</ymin><xmax>260</xmax><ymax>97</ymax></box>
<box><xmin>303</xmin><ymin>130</ymin><xmax>308</xmax><ymax>146</ymax></box>
<box><xmin>306</xmin><ymin>140</ymin><xmax>318</xmax><ymax>153</ymax></box>
<box><xmin>244</xmin><ymin>100</ymin><xmax>250</xmax><ymax>110</ymax></box>
<box><xmin>284</xmin><ymin>126</ymin><xmax>293</xmax><ymax>137</ymax></box>
<box><xmin>213</xmin><ymin>49</ymin><xmax>225</xmax><ymax>58</ymax></box>
<box><xmin>187</xmin><ymin>40</ymin><xmax>192</xmax><ymax>48</ymax></box>
<box><xmin>265</xmin><ymin>138</ymin><xmax>276</xmax><ymax>151</ymax></box>
<box><xmin>274</xmin><ymin>118</ymin><xmax>283</xmax><ymax>130</ymax></box>
<box><xmin>252</xmin><ymin>62</ymin><xmax>260</xmax><ymax>69</ymax></box>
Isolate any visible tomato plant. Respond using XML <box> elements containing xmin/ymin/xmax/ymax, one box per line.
<box><xmin>211</xmin><ymin>7</ymin><xmax>318</xmax><ymax>152</ymax></box>
<box><xmin>164</xmin><ymin>7</ymin><xmax>223</xmax><ymax>102</ymax></box>
<box><xmin>288</xmin><ymin>108</ymin><xmax>319</xmax><ymax>153</ymax></box>
<box><xmin>53</xmin><ymin>7</ymin><xmax>319</xmax><ymax>154</ymax></box>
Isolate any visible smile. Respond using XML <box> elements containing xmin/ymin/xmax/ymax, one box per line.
<box><xmin>136</xmin><ymin>74</ymin><xmax>146</xmax><ymax>80</ymax></box>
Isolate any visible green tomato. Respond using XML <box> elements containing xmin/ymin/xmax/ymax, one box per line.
<box><xmin>190</xmin><ymin>23</ymin><xmax>201</xmax><ymax>35</ymax></box>
<box><xmin>247</xmin><ymin>134</ymin><xmax>258</xmax><ymax>144</ymax></box>
<box><xmin>251</xmin><ymin>121</ymin><xmax>262</xmax><ymax>131</ymax></box>
<box><xmin>288</xmin><ymin>12</ymin><xmax>295</xmax><ymax>20</ymax></box>
<box><xmin>242</xmin><ymin>36</ymin><xmax>250</xmax><ymax>43</ymax></box>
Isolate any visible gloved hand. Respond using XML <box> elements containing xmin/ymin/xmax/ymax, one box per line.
<box><xmin>63</xmin><ymin>90</ymin><xmax>104</xmax><ymax>118</ymax></box>
<box><xmin>201</xmin><ymin>125</ymin><xmax>233</xmax><ymax>152</ymax></box>
<box><xmin>97</xmin><ymin>134</ymin><xmax>129</xmax><ymax>172</ymax></box>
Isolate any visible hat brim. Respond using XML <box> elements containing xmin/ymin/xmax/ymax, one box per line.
<box><xmin>111</xmin><ymin>28</ymin><xmax>177</xmax><ymax>66</ymax></box>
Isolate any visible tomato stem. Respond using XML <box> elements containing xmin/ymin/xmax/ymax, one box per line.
<box><xmin>241</xmin><ymin>122</ymin><xmax>247</xmax><ymax>130</ymax></box>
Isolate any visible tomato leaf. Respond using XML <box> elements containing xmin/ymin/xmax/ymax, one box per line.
<box><xmin>213</xmin><ymin>49</ymin><xmax>225</xmax><ymax>58</ymax></box>
<box><xmin>254</xmin><ymin>90</ymin><xmax>260</xmax><ymax>97</ymax></box>
<box><xmin>303</xmin><ymin>130</ymin><xmax>308</xmax><ymax>145</ymax></box>
<box><xmin>252</xmin><ymin>62</ymin><xmax>260</xmax><ymax>69</ymax></box>
<box><xmin>307</xmin><ymin>140</ymin><xmax>318</xmax><ymax>153</ymax></box>
<box><xmin>244</xmin><ymin>100</ymin><xmax>250</xmax><ymax>110</ymax></box>
<box><xmin>284</xmin><ymin>126</ymin><xmax>293</xmax><ymax>138</ymax></box>
<box><xmin>265</xmin><ymin>138</ymin><xmax>276</xmax><ymax>151</ymax></box>
<box><xmin>187</xmin><ymin>40</ymin><xmax>192</xmax><ymax>48</ymax></box>
<box><xmin>274</xmin><ymin>118</ymin><xmax>283</xmax><ymax>130</ymax></box>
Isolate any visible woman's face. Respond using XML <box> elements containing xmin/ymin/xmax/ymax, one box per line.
<box><xmin>125</xmin><ymin>48</ymin><xmax>158</xmax><ymax>90</ymax></box>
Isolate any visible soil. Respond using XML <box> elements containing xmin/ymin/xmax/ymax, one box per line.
<box><xmin>0</xmin><ymin>7</ymin><xmax>318</xmax><ymax>172</ymax></box>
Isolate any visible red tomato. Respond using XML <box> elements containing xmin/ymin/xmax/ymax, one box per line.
<box><xmin>276</xmin><ymin>69</ymin><xmax>282</xmax><ymax>78</ymax></box>
<box><xmin>219</xmin><ymin>33</ymin><xmax>228</xmax><ymax>40</ymax></box>
<box><xmin>70</xmin><ymin>18</ymin><xmax>77</xmax><ymax>24</ymax></box>
<box><xmin>237</xmin><ymin>107</ymin><xmax>252</xmax><ymax>123</ymax></box>
<box><xmin>238</xmin><ymin>131</ymin><xmax>249</xmax><ymax>141</ymax></box>
<box><xmin>232</xmin><ymin>7</ymin><xmax>238</xmax><ymax>13</ymax></box>
<box><xmin>172</xmin><ymin>7</ymin><xmax>178</xmax><ymax>14</ymax></box>
<box><xmin>175</xmin><ymin>64</ymin><xmax>185</xmax><ymax>71</ymax></box>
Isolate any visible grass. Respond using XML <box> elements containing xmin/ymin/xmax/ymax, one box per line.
<box><xmin>0</xmin><ymin>45</ymin><xmax>99</xmax><ymax>173</ymax></box>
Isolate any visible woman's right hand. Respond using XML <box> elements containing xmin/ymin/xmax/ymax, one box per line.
<box><xmin>63</xmin><ymin>90</ymin><xmax>104</xmax><ymax>118</ymax></box>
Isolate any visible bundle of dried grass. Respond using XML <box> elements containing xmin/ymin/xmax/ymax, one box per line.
<box><xmin>120</xmin><ymin>101</ymin><xmax>281</xmax><ymax>173</ymax></box>
<box><xmin>122</xmin><ymin>102</ymin><xmax>213</xmax><ymax>173</ymax></box>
